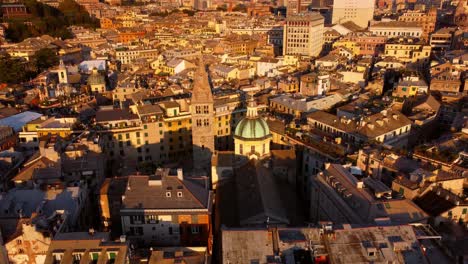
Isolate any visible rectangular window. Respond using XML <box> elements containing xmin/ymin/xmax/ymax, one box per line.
<box><xmin>108</xmin><ymin>252</ymin><xmax>116</xmax><ymax>260</ymax></box>
<box><xmin>191</xmin><ymin>226</ymin><xmax>200</xmax><ymax>234</ymax></box>
<box><xmin>73</xmin><ymin>253</ymin><xmax>82</xmax><ymax>261</ymax></box>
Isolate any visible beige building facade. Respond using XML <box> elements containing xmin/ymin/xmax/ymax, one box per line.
<box><xmin>283</xmin><ymin>12</ymin><xmax>324</xmax><ymax>57</ymax></box>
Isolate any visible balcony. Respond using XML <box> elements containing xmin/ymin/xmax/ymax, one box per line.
<box><xmin>94</xmin><ymin>124</ymin><xmax>142</xmax><ymax>133</ymax></box>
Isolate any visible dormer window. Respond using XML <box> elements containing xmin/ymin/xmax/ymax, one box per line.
<box><xmin>166</xmin><ymin>192</ymin><xmax>171</xmax><ymax>197</ymax></box>
<box><xmin>52</xmin><ymin>251</ymin><xmax>64</xmax><ymax>264</ymax></box>
<box><xmin>177</xmin><ymin>192</ymin><xmax>183</xmax><ymax>197</ymax></box>
<box><xmin>89</xmin><ymin>251</ymin><xmax>100</xmax><ymax>263</ymax></box>
<box><xmin>72</xmin><ymin>251</ymin><xmax>83</xmax><ymax>264</ymax></box>
<box><xmin>107</xmin><ymin>250</ymin><xmax>118</xmax><ymax>264</ymax></box>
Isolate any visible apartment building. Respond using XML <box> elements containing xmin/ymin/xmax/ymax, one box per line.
<box><xmin>44</xmin><ymin>232</ymin><xmax>128</xmax><ymax>264</ymax></box>
<box><xmin>161</xmin><ymin>58</ymin><xmax>196</xmax><ymax>75</ymax></box>
<box><xmin>392</xmin><ymin>76</ymin><xmax>428</xmax><ymax>98</ymax></box>
<box><xmin>310</xmin><ymin>163</ymin><xmax>428</xmax><ymax>224</ymax></box>
<box><xmin>331</xmin><ymin>0</ymin><xmax>374</xmax><ymax>28</ymax></box>
<box><xmin>307</xmin><ymin>109</ymin><xmax>412</xmax><ymax>146</ymax></box>
<box><xmin>430</xmin><ymin>27</ymin><xmax>456</xmax><ymax>51</ymax></box>
<box><xmin>97</xmin><ymin>102</ymin><xmax>193</xmax><ymax>165</ymax></box>
<box><xmin>270</xmin><ymin>94</ymin><xmax>344</xmax><ymax>118</ymax></box>
<box><xmin>214</xmin><ymin>37</ymin><xmax>258</xmax><ymax>56</ymax></box>
<box><xmin>332</xmin><ymin>32</ymin><xmax>387</xmax><ymax>56</ymax></box>
<box><xmin>20</xmin><ymin>116</ymin><xmax>78</xmax><ymax>141</ymax></box>
<box><xmin>277</xmin><ymin>77</ymin><xmax>300</xmax><ymax>93</ymax></box>
<box><xmin>98</xmin><ymin>91</ymin><xmax>247</xmax><ymax>166</ymax></box>
<box><xmin>116</xmin><ymin>47</ymin><xmax>159</xmax><ymax>64</ymax></box>
<box><xmin>322</xmin><ymin>29</ymin><xmax>341</xmax><ymax>53</ymax></box>
<box><xmin>430</xmin><ymin>61</ymin><xmax>463</xmax><ymax>94</ymax></box>
<box><xmin>414</xmin><ymin>186</ymin><xmax>468</xmax><ymax>226</ymax></box>
<box><xmin>398</xmin><ymin>8</ymin><xmax>437</xmax><ymax>40</ymax></box>
<box><xmin>222</xmin><ymin>225</ymin><xmax>427</xmax><ymax>264</ymax></box>
<box><xmin>370</xmin><ymin>21</ymin><xmax>423</xmax><ymax>38</ymax></box>
<box><xmin>384</xmin><ymin>37</ymin><xmax>431</xmax><ymax>64</ymax></box>
<box><xmin>120</xmin><ymin>168</ymin><xmax>212</xmax><ymax>247</ymax></box>
<box><xmin>283</xmin><ymin>12</ymin><xmax>324</xmax><ymax>57</ymax></box>
<box><xmin>117</xmin><ymin>30</ymin><xmax>145</xmax><ymax>43</ymax></box>
<box><xmin>5</xmin><ymin>35</ymin><xmax>55</xmax><ymax>61</ymax></box>
<box><xmin>300</xmin><ymin>72</ymin><xmax>330</xmax><ymax>96</ymax></box>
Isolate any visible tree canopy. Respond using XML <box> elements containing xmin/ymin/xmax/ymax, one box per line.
<box><xmin>0</xmin><ymin>48</ymin><xmax>59</xmax><ymax>84</ymax></box>
<box><xmin>33</xmin><ymin>48</ymin><xmax>59</xmax><ymax>73</ymax></box>
<box><xmin>3</xmin><ymin>0</ymin><xmax>99</xmax><ymax>42</ymax></box>
<box><xmin>0</xmin><ymin>55</ymin><xmax>35</xmax><ymax>84</ymax></box>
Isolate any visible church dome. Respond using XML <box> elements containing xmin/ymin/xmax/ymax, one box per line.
<box><xmin>234</xmin><ymin>117</ymin><xmax>270</xmax><ymax>140</ymax></box>
<box><xmin>234</xmin><ymin>100</ymin><xmax>271</xmax><ymax>140</ymax></box>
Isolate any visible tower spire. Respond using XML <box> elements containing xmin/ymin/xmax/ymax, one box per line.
<box><xmin>191</xmin><ymin>56</ymin><xmax>213</xmax><ymax>103</ymax></box>
<box><xmin>246</xmin><ymin>92</ymin><xmax>258</xmax><ymax>118</ymax></box>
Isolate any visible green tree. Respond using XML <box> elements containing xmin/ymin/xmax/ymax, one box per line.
<box><xmin>33</xmin><ymin>48</ymin><xmax>59</xmax><ymax>72</ymax></box>
<box><xmin>3</xmin><ymin>0</ymin><xmax>98</xmax><ymax>42</ymax></box>
<box><xmin>0</xmin><ymin>55</ymin><xmax>35</xmax><ymax>84</ymax></box>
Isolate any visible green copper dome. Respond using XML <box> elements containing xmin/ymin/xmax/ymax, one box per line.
<box><xmin>234</xmin><ymin>117</ymin><xmax>271</xmax><ymax>140</ymax></box>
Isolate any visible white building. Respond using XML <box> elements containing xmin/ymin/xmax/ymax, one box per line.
<box><xmin>116</xmin><ymin>48</ymin><xmax>159</xmax><ymax>65</ymax></box>
<box><xmin>283</xmin><ymin>12</ymin><xmax>324</xmax><ymax>57</ymax></box>
<box><xmin>369</xmin><ymin>21</ymin><xmax>423</xmax><ymax>38</ymax></box>
<box><xmin>332</xmin><ymin>0</ymin><xmax>374</xmax><ymax>28</ymax></box>
<box><xmin>256</xmin><ymin>58</ymin><xmax>281</xmax><ymax>77</ymax></box>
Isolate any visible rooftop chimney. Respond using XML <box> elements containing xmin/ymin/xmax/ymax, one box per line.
<box><xmin>177</xmin><ymin>168</ymin><xmax>183</xmax><ymax>181</ymax></box>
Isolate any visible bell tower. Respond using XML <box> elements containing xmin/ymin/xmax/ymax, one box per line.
<box><xmin>191</xmin><ymin>57</ymin><xmax>215</xmax><ymax>172</ymax></box>
<box><xmin>57</xmin><ymin>59</ymin><xmax>68</xmax><ymax>84</ymax></box>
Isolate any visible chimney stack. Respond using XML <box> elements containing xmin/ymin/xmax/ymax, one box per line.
<box><xmin>177</xmin><ymin>168</ymin><xmax>183</xmax><ymax>181</ymax></box>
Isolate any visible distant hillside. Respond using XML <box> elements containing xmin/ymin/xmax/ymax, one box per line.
<box><xmin>2</xmin><ymin>0</ymin><xmax>99</xmax><ymax>42</ymax></box>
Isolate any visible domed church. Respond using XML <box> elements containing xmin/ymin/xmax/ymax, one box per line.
<box><xmin>212</xmin><ymin>97</ymin><xmax>297</xmax><ymax>227</ymax></box>
<box><xmin>234</xmin><ymin>99</ymin><xmax>272</xmax><ymax>160</ymax></box>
